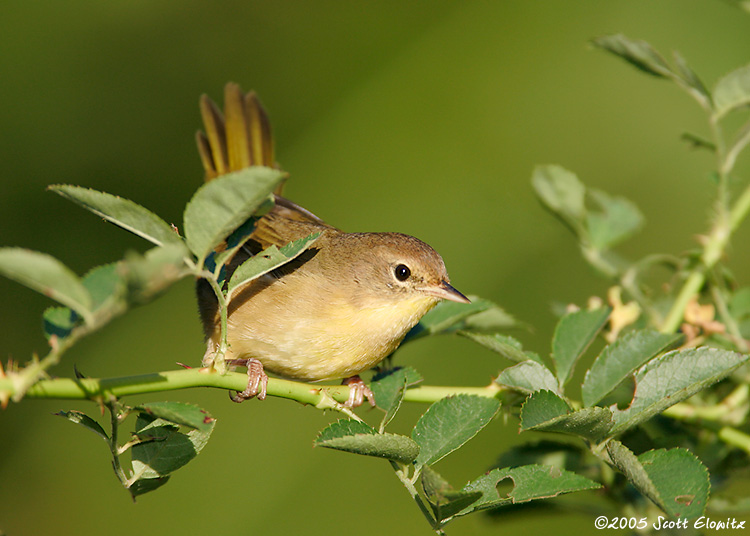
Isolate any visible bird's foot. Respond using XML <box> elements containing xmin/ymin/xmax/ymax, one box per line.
<box><xmin>227</xmin><ymin>358</ymin><xmax>268</xmax><ymax>402</ymax></box>
<box><xmin>342</xmin><ymin>375</ymin><xmax>376</xmax><ymax>408</ymax></box>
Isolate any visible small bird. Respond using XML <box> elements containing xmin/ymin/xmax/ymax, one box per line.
<box><xmin>195</xmin><ymin>83</ymin><xmax>469</xmax><ymax>407</ymax></box>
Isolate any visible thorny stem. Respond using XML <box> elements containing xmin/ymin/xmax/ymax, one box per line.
<box><xmin>0</xmin><ymin>368</ymin><xmax>501</xmax><ymax>407</ymax></box>
<box><xmin>659</xmin><ymin>113</ymin><xmax>750</xmax><ymax>335</ymax></box>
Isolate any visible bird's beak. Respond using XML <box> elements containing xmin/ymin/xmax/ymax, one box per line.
<box><xmin>423</xmin><ymin>280</ymin><xmax>471</xmax><ymax>304</ymax></box>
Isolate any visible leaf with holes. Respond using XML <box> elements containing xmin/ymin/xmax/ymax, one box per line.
<box><xmin>456</xmin><ymin>464</ymin><xmax>601</xmax><ymax>516</ymax></box>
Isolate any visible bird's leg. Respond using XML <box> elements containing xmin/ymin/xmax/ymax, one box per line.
<box><xmin>227</xmin><ymin>358</ymin><xmax>268</xmax><ymax>402</ymax></box>
<box><xmin>342</xmin><ymin>375</ymin><xmax>376</xmax><ymax>408</ymax></box>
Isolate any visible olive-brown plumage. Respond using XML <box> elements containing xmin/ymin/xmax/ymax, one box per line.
<box><xmin>196</xmin><ymin>83</ymin><xmax>468</xmax><ymax>404</ymax></box>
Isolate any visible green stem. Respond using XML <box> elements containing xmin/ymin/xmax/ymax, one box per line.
<box><xmin>389</xmin><ymin>461</ymin><xmax>441</xmax><ymax>534</ymax></box>
<box><xmin>204</xmin><ymin>275</ymin><xmax>229</xmax><ymax>373</ymax></box>
<box><xmin>106</xmin><ymin>401</ymin><xmax>130</xmax><ymax>488</ymax></box>
<box><xmin>1</xmin><ymin>368</ymin><xmax>500</xmax><ymax>407</ymax></box>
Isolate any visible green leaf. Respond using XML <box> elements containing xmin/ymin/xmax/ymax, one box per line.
<box><xmin>0</xmin><ymin>248</ymin><xmax>93</xmax><ymax>323</ymax></box>
<box><xmin>551</xmin><ymin>307</ymin><xmax>610</xmax><ymax>385</ymax></box>
<box><xmin>136</xmin><ymin>402</ymin><xmax>216</xmax><ymax>433</ymax></box>
<box><xmin>495</xmin><ymin>360</ymin><xmax>560</xmax><ymax>395</ymax></box>
<box><xmin>405</xmin><ymin>297</ymin><xmax>517</xmax><ymax>342</ymax></box>
<box><xmin>370</xmin><ymin>368</ymin><xmax>410</xmax><ymax>430</ymax></box>
<box><xmin>121</xmin><ymin>243</ymin><xmax>191</xmax><ymax>304</ymax></box>
<box><xmin>611</xmin><ymin>347</ymin><xmax>749</xmax><ymax>436</ymax></box>
<box><xmin>55</xmin><ymin>410</ymin><xmax>108</xmax><ymax>441</ymax></box>
<box><xmin>131</xmin><ymin>412</ymin><xmax>214</xmax><ymax>480</ymax></box>
<box><xmin>460</xmin><ymin>333</ymin><xmax>544</xmax><ymax>365</ymax></box>
<box><xmin>43</xmin><ymin>306</ymin><xmax>78</xmax><ymax>340</ymax></box>
<box><xmin>532</xmin><ymin>165</ymin><xmax>586</xmax><ymax>235</ymax></box>
<box><xmin>585</xmin><ymin>189</ymin><xmax>643</xmax><ymax>251</ymax></box>
<box><xmin>524</xmin><ymin>405</ymin><xmax>614</xmax><ymax>443</ymax></box>
<box><xmin>314</xmin><ymin>419</ymin><xmax>419</xmax><ymax>463</ymax></box>
<box><xmin>672</xmin><ymin>51</ymin><xmax>711</xmax><ymax>106</ymax></box>
<box><xmin>421</xmin><ymin>466</ymin><xmax>482</xmax><ymax>522</ymax></box>
<box><xmin>607</xmin><ymin>440</ymin><xmax>709</xmax><ymax>518</ymax></box>
<box><xmin>519</xmin><ymin>390</ymin><xmax>570</xmax><ymax>430</ymax></box>
<box><xmin>49</xmin><ymin>185</ymin><xmax>182</xmax><ymax>247</ymax></box>
<box><xmin>226</xmin><ymin>232</ymin><xmax>320</xmax><ymax>300</ymax></box>
<box><xmin>183</xmin><ymin>167</ymin><xmax>285</xmax><ymax>262</ymax></box>
<box><xmin>82</xmin><ymin>263</ymin><xmax>127</xmax><ymax>310</ymax></box>
<box><xmin>412</xmin><ymin>395</ymin><xmax>500</xmax><ymax>467</ymax></box>
<box><xmin>128</xmin><ymin>476</ymin><xmax>170</xmax><ymax>498</ymax></box>
<box><xmin>457</xmin><ymin>464</ymin><xmax>601</xmax><ymax>515</ymax></box>
<box><xmin>639</xmin><ymin>448</ymin><xmax>709</xmax><ymax>518</ymax></box>
<box><xmin>591</xmin><ymin>34</ymin><xmax>673</xmax><ymax>78</ymax></box>
<box><xmin>582</xmin><ymin>330</ymin><xmax>682</xmax><ymax>407</ymax></box>
<box><xmin>713</xmin><ymin>63</ymin><xmax>750</xmax><ymax>119</ymax></box>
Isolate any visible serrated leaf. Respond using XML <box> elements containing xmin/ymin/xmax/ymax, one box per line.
<box><xmin>314</xmin><ymin>419</ymin><xmax>418</xmax><ymax>463</ymax></box>
<box><xmin>611</xmin><ymin>347</ymin><xmax>749</xmax><ymax>436</ymax></box>
<box><xmin>525</xmin><ymin>405</ymin><xmax>614</xmax><ymax>443</ymax></box>
<box><xmin>49</xmin><ymin>185</ymin><xmax>182</xmax><ymax>247</ymax></box>
<box><xmin>405</xmin><ymin>297</ymin><xmax>516</xmax><ymax>342</ymax></box>
<box><xmin>519</xmin><ymin>390</ymin><xmax>570</xmax><ymax>430</ymax></box>
<box><xmin>460</xmin><ymin>333</ymin><xmax>543</xmax><ymax>365</ymax></box>
<box><xmin>136</xmin><ymin>402</ymin><xmax>215</xmax><ymax>433</ymax></box>
<box><xmin>370</xmin><ymin>368</ymin><xmax>409</xmax><ymax>430</ymax></box>
<box><xmin>713</xmin><ymin>63</ymin><xmax>750</xmax><ymax>119</ymax></box>
<box><xmin>585</xmin><ymin>189</ymin><xmax>643</xmax><ymax>251</ymax></box>
<box><xmin>421</xmin><ymin>465</ymin><xmax>482</xmax><ymax>522</ymax></box>
<box><xmin>226</xmin><ymin>232</ymin><xmax>320</xmax><ymax>300</ymax></box>
<box><xmin>316</xmin><ymin>419</ymin><xmax>377</xmax><ymax>441</ymax></box>
<box><xmin>130</xmin><ymin>413</ymin><xmax>214</xmax><ymax>480</ymax></box>
<box><xmin>552</xmin><ymin>307</ymin><xmax>610</xmax><ymax>385</ymax></box>
<box><xmin>457</xmin><ymin>464</ymin><xmax>601</xmax><ymax>516</ymax></box>
<box><xmin>56</xmin><ymin>410</ymin><xmax>108</xmax><ymax>441</ymax></box>
<box><xmin>607</xmin><ymin>440</ymin><xmax>709</xmax><ymax>518</ymax></box>
<box><xmin>592</xmin><ymin>34</ymin><xmax>673</xmax><ymax>78</ymax></box>
<box><xmin>0</xmin><ymin>248</ymin><xmax>93</xmax><ymax>323</ymax></box>
<box><xmin>128</xmin><ymin>476</ymin><xmax>170</xmax><ymax>498</ymax></box>
<box><xmin>532</xmin><ymin>165</ymin><xmax>586</xmax><ymax>236</ymax></box>
<box><xmin>183</xmin><ymin>167</ymin><xmax>285</xmax><ymax>262</ymax></box>
<box><xmin>639</xmin><ymin>448</ymin><xmax>709</xmax><ymax>518</ymax></box>
<box><xmin>412</xmin><ymin>395</ymin><xmax>500</xmax><ymax>467</ymax></box>
<box><xmin>582</xmin><ymin>330</ymin><xmax>682</xmax><ymax>407</ymax></box>
<box><xmin>496</xmin><ymin>360</ymin><xmax>560</xmax><ymax>395</ymax></box>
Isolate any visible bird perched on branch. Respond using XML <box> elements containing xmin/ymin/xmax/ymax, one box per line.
<box><xmin>195</xmin><ymin>83</ymin><xmax>468</xmax><ymax>407</ymax></box>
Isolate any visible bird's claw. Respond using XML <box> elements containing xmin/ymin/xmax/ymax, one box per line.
<box><xmin>228</xmin><ymin>358</ymin><xmax>268</xmax><ymax>403</ymax></box>
<box><xmin>342</xmin><ymin>375</ymin><xmax>376</xmax><ymax>408</ymax></box>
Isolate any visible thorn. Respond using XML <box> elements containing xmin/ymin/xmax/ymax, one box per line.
<box><xmin>175</xmin><ymin>362</ymin><xmax>192</xmax><ymax>369</ymax></box>
<box><xmin>74</xmin><ymin>364</ymin><xmax>87</xmax><ymax>379</ymax></box>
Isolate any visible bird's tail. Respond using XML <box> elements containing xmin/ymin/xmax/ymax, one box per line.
<box><xmin>196</xmin><ymin>82</ymin><xmax>283</xmax><ymax>193</ymax></box>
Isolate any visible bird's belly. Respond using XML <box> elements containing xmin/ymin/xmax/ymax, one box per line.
<box><xmin>225</xmin><ymin>294</ymin><xmax>436</xmax><ymax>381</ymax></box>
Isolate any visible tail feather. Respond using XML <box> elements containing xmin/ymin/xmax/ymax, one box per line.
<box><xmin>197</xmin><ymin>82</ymin><xmax>280</xmax><ymax>192</ymax></box>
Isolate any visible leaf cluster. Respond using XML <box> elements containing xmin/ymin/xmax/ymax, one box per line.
<box><xmin>1</xmin><ymin>32</ymin><xmax>750</xmax><ymax>535</ymax></box>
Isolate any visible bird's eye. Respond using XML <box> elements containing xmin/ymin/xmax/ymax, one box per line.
<box><xmin>394</xmin><ymin>264</ymin><xmax>411</xmax><ymax>281</ymax></box>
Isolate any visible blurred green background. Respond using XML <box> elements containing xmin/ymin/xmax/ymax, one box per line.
<box><xmin>1</xmin><ymin>2</ymin><xmax>749</xmax><ymax>535</ymax></box>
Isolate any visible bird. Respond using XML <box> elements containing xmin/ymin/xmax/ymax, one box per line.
<box><xmin>195</xmin><ymin>83</ymin><xmax>469</xmax><ymax>407</ymax></box>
